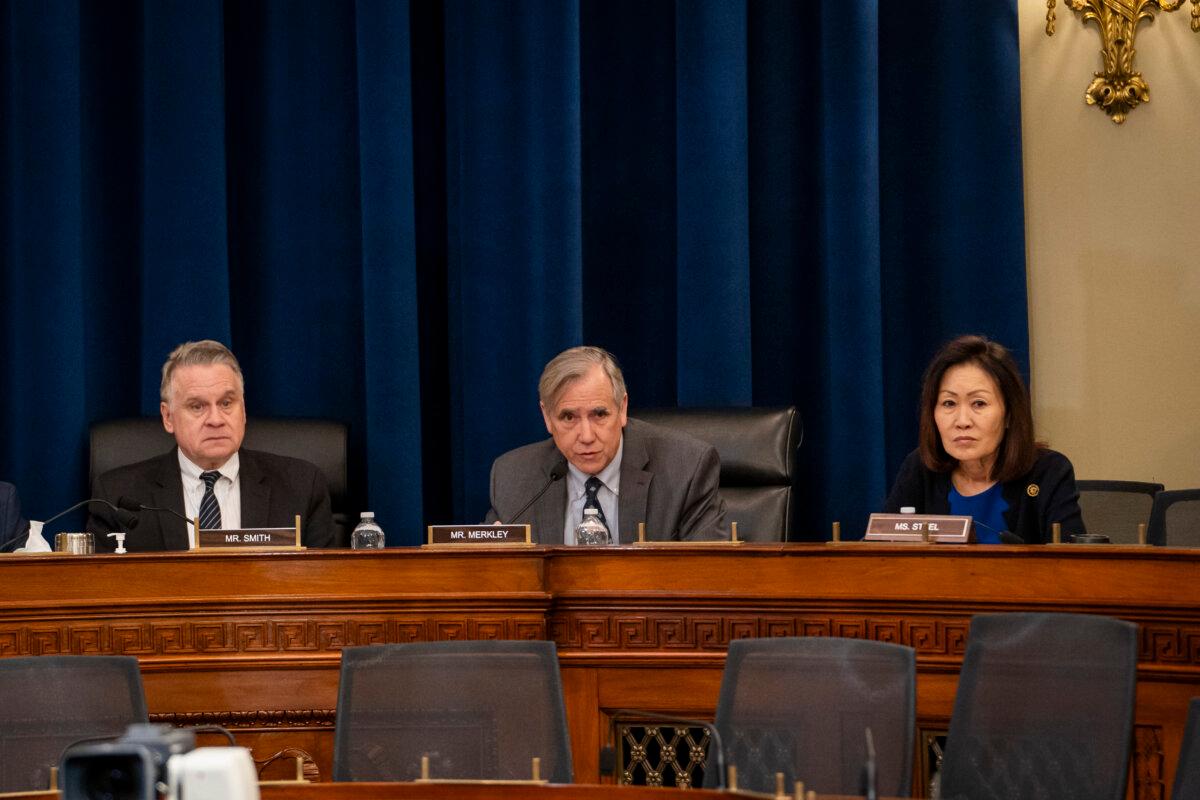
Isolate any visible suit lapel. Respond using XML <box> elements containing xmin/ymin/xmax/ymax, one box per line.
<box><xmin>618</xmin><ymin>428</ymin><xmax>651</xmax><ymax>543</ymax></box>
<box><xmin>533</xmin><ymin>456</ymin><xmax>568</xmax><ymax>545</ymax></box>
<box><xmin>153</xmin><ymin>453</ymin><xmax>190</xmax><ymax>551</ymax></box>
<box><xmin>239</xmin><ymin>451</ymin><xmax>270</xmax><ymax>529</ymax></box>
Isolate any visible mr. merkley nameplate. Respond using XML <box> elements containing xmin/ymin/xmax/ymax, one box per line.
<box><xmin>426</xmin><ymin>525</ymin><xmax>532</xmax><ymax>546</ymax></box>
<box><xmin>864</xmin><ymin>514</ymin><xmax>973</xmax><ymax>544</ymax></box>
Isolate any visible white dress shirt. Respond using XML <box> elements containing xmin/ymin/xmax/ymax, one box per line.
<box><xmin>563</xmin><ymin>437</ymin><xmax>622</xmax><ymax>546</ymax></box>
<box><xmin>178</xmin><ymin>449</ymin><xmax>241</xmax><ymax>548</ymax></box>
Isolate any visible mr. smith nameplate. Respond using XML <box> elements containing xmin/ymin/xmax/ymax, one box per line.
<box><xmin>864</xmin><ymin>513</ymin><xmax>973</xmax><ymax>543</ymax></box>
<box><xmin>426</xmin><ymin>524</ymin><xmax>532</xmax><ymax>546</ymax></box>
<box><xmin>195</xmin><ymin>515</ymin><xmax>303</xmax><ymax>550</ymax></box>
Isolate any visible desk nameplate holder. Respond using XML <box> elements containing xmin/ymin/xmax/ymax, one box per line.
<box><xmin>863</xmin><ymin>513</ymin><xmax>973</xmax><ymax>544</ymax></box>
<box><xmin>416</xmin><ymin>754</ymin><xmax>548</xmax><ymax>785</ymax></box>
<box><xmin>631</xmin><ymin>520</ymin><xmax>745</xmax><ymax>546</ymax></box>
<box><xmin>193</xmin><ymin>515</ymin><xmax>304</xmax><ymax>551</ymax></box>
<box><xmin>425</xmin><ymin>524</ymin><xmax>533</xmax><ymax>547</ymax></box>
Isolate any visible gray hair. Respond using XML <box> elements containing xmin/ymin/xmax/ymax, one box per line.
<box><xmin>160</xmin><ymin>340</ymin><xmax>245</xmax><ymax>403</ymax></box>
<box><xmin>538</xmin><ymin>346</ymin><xmax>627</xmax><ymax>409</ymax></box>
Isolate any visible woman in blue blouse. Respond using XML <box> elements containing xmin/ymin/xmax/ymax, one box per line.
<box><xmin>884</xmin><ymin>335</ymin><xmax>1085</xmax><ymax>544</ymax></box>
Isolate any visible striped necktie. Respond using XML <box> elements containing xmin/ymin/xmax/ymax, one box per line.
<box><xmin>199</xmin><ymin>470</ymin><xmax>223</xmax><ymax>530</ymax></box>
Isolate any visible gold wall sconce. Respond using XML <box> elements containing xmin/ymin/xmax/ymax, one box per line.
<box><xmin>1046</xmin><ymin>0</ymin><xmax>1200</xmax><ymax>124</ymax></box>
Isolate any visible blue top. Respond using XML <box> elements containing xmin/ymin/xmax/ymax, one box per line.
<box><xmin>949</xmin><ymin>482</ymin><xmax>1009</xmax><ymax>544</ymax></box>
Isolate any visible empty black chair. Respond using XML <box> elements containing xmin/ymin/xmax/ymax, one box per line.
<box><xmin>90</xmin><ymin>416</ymin><xmax>351</xmax><ymax>544</ymax></box>
<box><xmin>1148</xmin><ymin>489</ymin><xmax>1200</xmax><ymax>547</ymax></box>
<box><xmin>705</xmin><ymin>637</ymin><xmax>915</xmax><ymax>796</ymax></box>
<box><xmin>1076</xmin><ymin>480</ymin><xmax>1163</xmax><ymax>543</ymax></box>
<box><xmin>939</xmin><ymin>613</ymin><xmax>1137</xmax><ymax>800</ymax></box>
<box><xmin>633</xmin><ymin>407</ymin><xmax>802</xmax><ymax>541</ymax></box>
<box><xmin>333</xmin><ymin>640</ymin><xmax>573</xmax><ymax>783</ymax></box>
<box><xmin>1173</xmin><ymin>698</ymin><xmax>1200</xmax><ymax>799</ymax></box>
<box><xmin>0</xmin><ymin>655</ymin><xmax>148</xmax><ymax>792</ymax></box>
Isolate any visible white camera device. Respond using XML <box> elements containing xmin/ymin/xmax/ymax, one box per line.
<box><xmin>167</xmin><ymin>747</ymin><xmax>260</xmax><ymax>800</ymax></box>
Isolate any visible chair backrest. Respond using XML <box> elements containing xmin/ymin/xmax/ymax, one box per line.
<box><xmin>89</xmin><ymin>416</ymin><xmax>350</xmax><ymax>543</ymax></box>
<box><xmin>1148</xmin><ymin>489</ymin><xmax>1200</xmax><ymax>547</ymax></box>
<box><xmin>1173</xmin><ymin>698</ymin><xmax>1200</xmax><ymax>799</ymax></box>
<box><xmin>333</xmin><ymin>640</ymin><xmax>573</xmax><ymax>783</ymax></box>
<box><xmin>632</xmin><ymin>407</ymin><xmax>801</xmax><ymax>541</ymax></box>
<box><xmin>705</xmin><ymin>637</ymin><xmax>915</xmax><ymax>796</ymax></box>
<box><xmin>939</xmin><ymin>613</ymin><xmax>1138</xmax><ymax>800</ymax></box>
<box><xmin>0</xmin><ymin>655</ymin><xmax>148</xmax><ymax>792</ymax></box>
<box><xmin>1076</xmin><ymin>480</ymin><xmax>1163</xmax><ymax>543</ymax></box>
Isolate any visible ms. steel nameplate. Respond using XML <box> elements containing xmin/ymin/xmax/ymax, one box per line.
<box><xmin>864</xmin><ymin>514</ymin><xmax>973</xmax><ymax>543</ymax></box>
<box><xmin>426</xmin><ymin>525</ymin><xmax>532</xmax><ymax>546</ymax></box>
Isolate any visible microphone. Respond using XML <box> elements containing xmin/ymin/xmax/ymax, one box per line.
<box><xmin>606</xmin><ymin>708</ymin><xmax>726</xmax><ymax>790</ymax></box>
<box><xmin>117</xmin><ymin>496</ymin><xmax>196</xmax><ymax>530</ymax></box>
<box><xmin>505</xmin><ymin>462</ymin><xmax>566</xmax><ymax>524</ymax></box>
<box><xmin>970</xmin><ymin>516</ymin><xmax>1024</xmax><ymax>544</ymax></box>
<box><xmin>860</xmin><ymin>727</ymin><xmax>877</xmax><ymax>800</ymax></box>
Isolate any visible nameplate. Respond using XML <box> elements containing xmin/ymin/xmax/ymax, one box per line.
<box><xmin>425</xmin><ymin>525</ymin><xmax>532</xmax><ymax>546</ymax></box>
<box><xmin>195</xmin><ymin>515</ymin><xmax>303</xmax><ymax>550</ymax></box>
<box><xmin>864</xmin><ymin>514</ymin><xmax>973</xmax><ymax>543</ymax></box>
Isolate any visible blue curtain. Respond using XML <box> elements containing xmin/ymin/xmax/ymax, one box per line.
<box><xmin>0</xmin><ymin>0</ymin><xmax>1028</xmax><ymax>543</ymax></box>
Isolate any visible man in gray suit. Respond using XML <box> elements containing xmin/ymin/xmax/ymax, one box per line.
<box><xmin>486</xmin><ymin>346</ymin><xmax>727</xmax><ymax>543</ymax></box>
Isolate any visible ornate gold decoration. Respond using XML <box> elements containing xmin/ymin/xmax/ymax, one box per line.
<box><xmin>1046</xmin><ymin>0</ymin><xmax>1200</xmax><ymax>123</ymax></box>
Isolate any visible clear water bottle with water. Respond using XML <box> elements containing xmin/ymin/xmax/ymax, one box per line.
<box><xmin>575</xmin><ymin>508</ymin><xmax>611</xmax><ymax>546</ymax></box>
<box><xmin>351</xmin><ymin>511</ymin><xmax>385</xmax><ymax>550</ymax></box>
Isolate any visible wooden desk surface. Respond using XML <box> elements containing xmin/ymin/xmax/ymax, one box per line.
<box><xmin>1</xmin><ymin>543</ymin><xmax>1196</xmax><ymax>795</ymax></box>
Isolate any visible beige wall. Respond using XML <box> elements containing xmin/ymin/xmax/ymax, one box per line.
<box><xmin>1019</xmin><ymin>0</ymin><xmax>1200</xmax><ymax>488</ymax></box>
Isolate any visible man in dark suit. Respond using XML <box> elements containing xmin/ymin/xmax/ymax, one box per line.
<box><xmin>486</xmin><ymin>346</ymin><xmax>727</xmax><ymax>543</ymax></box>
<box><xmin>87</xmin><ymin>340</ymin><xmax>333</xmax><ymax>551</ymax></box>
<box><xmin>0</xmin><ymin>481</ymin><xmax>29</xmax><ymax>550</ymax></box>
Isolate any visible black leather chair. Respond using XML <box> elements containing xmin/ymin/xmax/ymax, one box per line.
<box><xmin>333</xmin><ymin>640</ymin><xmax>573</xmax><ymax>783</ymax></box>
<box><xmin>0</xmin><ymin>655</ymin><xmax>147</xmax><ymax>792</ymax></box>
<box><xmin>1148</xmin><ymin>489</ymin><xmax>1200</xmax><ymax>547</ymax></box>
<box><xmin>633</xmin><ymin>407</ymin><xmax>801</xmax><ymax>541</ymax></box>
<box><xmin>1076</xmin><ymin>480</ymin><xmax>1163</xmax><ymax>544</ymax></box>
<box><xmin>706</xmin><ymin>636</ymin><xmax>915</xmax><ymax>796</ymax></box>
<box><xmin>89</xmin><ymin>416</ymin><xmax>350</xmax><ymax>544</ymax></box>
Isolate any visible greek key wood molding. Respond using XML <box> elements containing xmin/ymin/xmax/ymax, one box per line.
<box><xmin>550</xmin><ymin>612</ymin><xmax>971</xmax><ymax>657</ymax></box>
<box><xmin>150</xmin><ymin>709</ymin><xmax>335</xmax><ymax>729</ymax></box>
<box><xmin>0</xmin><ymin>615</ymin><xmax>545</xmax><ymax>658</ymax></box>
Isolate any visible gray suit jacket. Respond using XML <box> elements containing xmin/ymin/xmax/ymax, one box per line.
<box><xmin>485</xmin><ymin>417</ymin><xmax>727</xmax><ymax>543</ymax></box>
<box><xmin>86</xmin><ymin>448</ymin><xmax>334</xmax><ymax>551</ymax></box>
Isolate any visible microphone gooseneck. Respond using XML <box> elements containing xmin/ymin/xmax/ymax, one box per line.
<box><xmin>44</xmin><ymin>498</ymin><xmax>140</xmax><ymax>531</ymax></box>
<box><xmin>507</xmin><ymin>462</ymin><xmax>567</xmax><ymax>524</ymax></box>
<box><xmin>117</xmin><ymin>496</ymin><xmax>196</xmax><ymax>529</ymax></box>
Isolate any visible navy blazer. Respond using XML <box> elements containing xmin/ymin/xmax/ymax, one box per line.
<box><xmin>0</xmin><ymin>481</ymin><xmax>30</xmax><ymax>550</ymax></box>
<box><xmin>884</xmin><ymin>448</ymin><xmax>1086</xmax><ymax>543</ymax></box>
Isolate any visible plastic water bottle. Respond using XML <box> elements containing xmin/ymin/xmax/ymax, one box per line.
<box><xmin>351</xmin><ymin>512</ymin><xmax>385</xmax><ymax>550</ymax></box>
<box><xmin>575</xmin><ymin>508</ymin><xmax>611</xmax><ymax>546</ymax></box>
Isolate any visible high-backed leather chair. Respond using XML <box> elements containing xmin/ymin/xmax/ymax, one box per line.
<box><xmin>1148</xmin><ymin>488</ymin><xmax>1200</xmax><ymax>547</ymax></box>
<box><xmin>633</xmin><ymin>407</ymin><xmax>801</xmax><ymax>541</ymax></box>
<box><xmin>89</xmin><ymin>417</ymin><xmax>350</xmax><ymax>544</ymax></box>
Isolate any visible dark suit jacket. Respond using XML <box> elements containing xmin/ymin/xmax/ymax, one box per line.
<box><xmin>485</xmin><ymin>417</ymin><xmax>727</xmax><ymax>543</ymax></box>
<box><xmin>0</xmin><ymin>481</ymin><xmax>29</xmax><ymax>551</ymax></box>
<box><xmin>883</xmin><ymin>447</ymin><xmax>1086</xmax><ymax>544</ymax></box>
<box><xmin>86</xmin><ymin>448</ymin><xmax>334</xmax><ymax>551</ymax></box>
